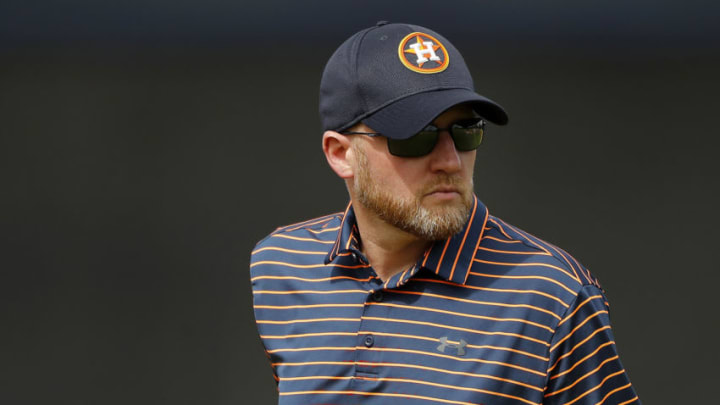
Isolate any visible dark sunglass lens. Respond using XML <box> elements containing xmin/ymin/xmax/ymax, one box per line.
<box><xmin>451</xmin><ymin>120</ymin><xmax>484</xmax><ymax>151</ymax></box>
<box><xmin>387</xmin><ymin>130</ymin><xmax>438</xmax><ymax>157</ymax></box>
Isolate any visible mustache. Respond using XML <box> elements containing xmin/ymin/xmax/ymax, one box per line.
<box><xmin>421</xmin><ymin>174</ymin><xmax>471</xmax><ymax>195</ymax></box>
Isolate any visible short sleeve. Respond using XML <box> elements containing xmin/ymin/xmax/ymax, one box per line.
<box><xmin>543</xmin><ymin>285</ymin><xmax>640</xmax><ymax>404</ymax></box>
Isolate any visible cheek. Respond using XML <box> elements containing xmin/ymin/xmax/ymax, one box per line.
<box><xmin>460</xmin><ymin>152</ymin><xmax>476</xmax><ymax>175</ymax></box>
<box><xmin>392</xmin><ymin>165</ymin><xmax>433</xmax><ymax>196</ymax></box>
<box><xmin>378</xmin><ymin>161</ymin><xmax>421</xmax><ymax>194</ymax></box>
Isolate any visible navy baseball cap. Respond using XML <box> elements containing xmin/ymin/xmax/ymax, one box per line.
<box><xmin>319</xmin><ymin>21</ymin><xmax>508</xmax><ymax>140</ymax></box>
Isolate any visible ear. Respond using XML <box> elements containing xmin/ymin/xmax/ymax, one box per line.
<box><xmin>322</xmin><ymin>131</ymin><xmax>355</xmax><ymax>179</ymax></box>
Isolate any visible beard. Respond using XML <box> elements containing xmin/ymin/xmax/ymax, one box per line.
<box><xmin>352</xmin><ymin>144</ymin><xmax>474</xmax><ymax>241</ymax></box>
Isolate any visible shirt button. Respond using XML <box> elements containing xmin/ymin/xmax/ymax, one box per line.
<box><xmin>372</xmin><ymin>291</ymin><xmax>383</xmax><ymax>302</ymax></box>
<box><xmin>364</xmin><ymin>335</ymin><xmax>374</xmax><ymax>347</ymax></box>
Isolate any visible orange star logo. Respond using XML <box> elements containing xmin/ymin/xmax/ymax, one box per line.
<box><xmin>397</xmin><ymin>32</ymin><xmax>449</xmax><ymax>74</ymax></box>
<box><xmin>404</xmin><ymin>37</ymin><xmax>441</xmax><ymax>68</ymax></box>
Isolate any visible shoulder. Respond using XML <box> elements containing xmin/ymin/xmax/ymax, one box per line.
<box><xmin>250</xmin><ymin>212</ymin><xmax>343</xmax><ymax>269</ymax></box>
<box><xmin>482</xmin><ymin>214</ymin><xmax>601</xmax><ymax>288</ymax></box>
<box><xmin>252</xmin><ymin>212</ymin><xmax>344</xmax><ymax>252</ymax></box>
<box><xmin>469</xmin><ymin>214</ymin><xmax>605</xmax><ymax>318</ymax></box>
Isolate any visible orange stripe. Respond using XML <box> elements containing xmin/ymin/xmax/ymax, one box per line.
<box><xmin>545</xmin><ymin>355</ymin><xmax>619</xmax><ymax>397</ymax></box>
<box><xmin>562</xmin><ymin>369</ymin><xmax>627</xmax><ymax>405</ymax></box>
<box><xmin>330</xmin><ymin>202</ymin><xmax>353</xmax><ymax>258</ymax></box>
<box><xmin>281</xmin><ymin>372</ymin><xmax>541</xmax><ymax>394</ymax></box>
<box><xmin>477</xmin><ymin>245</ymin><xmax>550</xmax><ymax>255</ymax></box>
<box><xmin>571</xmin><ymin>254</ymin><xmax>595</xmax><ymax>288</ymax></box>
<box><xmin>550</xmin><ymin>310</ymin><xmax>608</xmax><ymax>352</ymax></box>
<box><xmin>276</xmin><ymin>361</ymin><xmax>541</xmax><ymax>392</ymax></box>
<box><xmin>365</xmin><ymin>367</ymin><xmax>542</xmax><ymax>393</ymax></box>
<box><xmin>397</xmin><ymin>265</ymin><xmax>413</xmax><ymax>287</ymax></box>
<box><xmin>547</xmin><ymin>326</ymin><xmax>611</xmax><ymax>373</ymax></box>
<box><xmin>617</xmin><ymin>395</ymin><xmax>639</xmax><ymax>405</ymax></box>
<box><xmin>360</xmin><ymin>316</ymin><xmax>549</xmax><ymax>347</ymax></box>
<box><xmin>392</xmin><ymin>289</ymin><xmax>563</xmax><ymax>320</ymax></box>
<box><xmin>267</xmin><ymin>346</ymin><xmax>355</xmax><ymax>354</ymax></box>
<box><xmin>346</xmin><ymin>230</ymin><xmax>356</xmax><ymax>250</ymax></box>
<box><xmin>594</xmin><ymin>382</ymin><xmax>632</xmax><ymax>405</ymax></box>
<box><xmin>307</xmin><ymin>226</ymin><xmax>340</xmax><ymax>234</ymax></box>
<box><xmin>356</xmin><ymin>346</ymin><xmax>545</xmax><ymax>376</ymax></box>
<box><xmin>357</xmin><ymin>330</ymin><xmax>548</xmax><ymax>361</ymax></box>
<box><xmin>250</xmin><ymin>260</ymin><xmax>369</xmax><ymax>269</ymax></box>
<box><xmin>473</xmin><ymin>258</ymin><xmax>580</xmax><ymax>285</ymax></box>
<box><xmin>482</xmin><ymin>235</ymin><xmax>523</xmax><ymax>244</ymax></box>
<box><xmin>498</xmin><ymin>220</ymin><xmax>552</xmax><ymax>256</ymax></box>
<box><xmin>557</xmin><ymin>294</ymin><xmax>603</xmax><ymax>327</ymax></box>
<box><xmin>448</xmin><ymin>198</ymin><xmax>478</xmax><ymax>280</ymax></box>
<box><xmin>283</xmin><ymin>217</ymin><xmax>336</xmax><ymax>232</ymax></box>
<box><xmin>435</xmin><ymin>237</ymin><xmax>453</xmax><ymax>275</ymax></box>
<box><xmin>257</xmin><ymin>317</ymin><xmax>359</xmax><ymax>325</ymax></box>
<box><xmin>354</xmin><ymin>376</ymin><xmax>538</xmax><ymax>404</ymax></box>
<box><xmin>420</xmin><ymin>243</ymin><xmax>434</xmax><ymax>267</ymax></box>
<box><xmin>278</xmin><ymin>214</ymin><xmax>338</xmax><ymax>232</ymax></box>
<box><xmin>550</xmin><ymin>341</ymin><xmax>616</xmax><ymax>380</ymax></box>
<box><xmin>251</xmin><ymin>275</ymin><xmax>375</xmax><ymax>283</ymax></box>
<box><xmin>368</xmin><ymin>302</ymin><xmax>554</xmax><ymax>333</ymax></box>
<box><xmin>502</xmin><ymin>220</ymin><xmax>582</xmax><ymax>284</ymax></box>
<box><xmin>271</xmin><ymin>234</ymin><xmax>336</xmax><ymax>244</ymax></box>
<box><xmin>280</xmin><ymin>390</ymin><xmax>477</xmax><ymax>405</ymax></box>
<box><xmin>464</xmin><ymin>205</ymin><xmax>489</xmax><ymax>285</ymax></box>
<box><xmin>469</xmin><ymin>271</ymin><xmax>577</xmax><ymax>295</ymax></box>
<box><xmin>416</xmin><ymin>277</ymin><xmax>570</xmax><ymax>308</ymax></box>
<box><xmin>255</xmin><ymin>304</ymin><xmax>364</xmax><ymax>310</ymax></box>
<box><xmin>253</xmin><ymin>289</ymin><xmax>368</xmax><ymax>295</ymax></box>
<box><xmin>273</xmin><ymin>214</ymin><xmax>337</xmax><ymax>233</ymax></box>
<box><xmin>487</xmin><ymin>217</ymin><xmax>513</xmax><ymax>240</ymax></box>
<box><xmin>543</xmin><ymin>243</ymin><xmax>582</xmax><ymax>284</ymax></box>
<box><xmin>277</xmin><ymin>373</ymin><xmax>542</xmax><ymax>402</ymax></box>
<box><xmin>261</xmin><ymin>332</ymin><xmax>356</xmax><ymax>339</ymax></box>
<box><xmin>280</xmin><ymin>375</ymin><xmax>351</xmax><ymax>381</ymax></box>
<box><xmin>251</xmin><ymin>246</ymin><xmax>328</xmax><ymax>255</ymax></box>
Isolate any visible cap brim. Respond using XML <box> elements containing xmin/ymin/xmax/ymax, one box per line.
<box><xmin>362</xmin><ymin>88</ymin><xmax>508</xmax><ymax>140</ymax></box>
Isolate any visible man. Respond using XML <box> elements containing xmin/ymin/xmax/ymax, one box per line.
<box><xmin>250</xmin><ymin>22</ymin><xmax>640</xmax><ymax>404</ymax></box>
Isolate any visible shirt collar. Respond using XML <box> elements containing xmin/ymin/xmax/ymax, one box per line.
<box><xmin>325</xmin><ymin>195</ymin><xmax>489</xmax><ymax>285</ymax></box>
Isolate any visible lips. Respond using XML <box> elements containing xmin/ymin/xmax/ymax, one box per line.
<box><xmin>423</xmin><ymin>176</ymin><xmax>467</xmax><ymax>198</ymax></box>
<box><xmin>425</xmin><ymin>185</ymin><xmax>461</xmax><ymax>196</ymax></box>
<box><xmin>431</xmin><ymin>186</ymin><xmax>459</xmax><ymax>193</ymax></box>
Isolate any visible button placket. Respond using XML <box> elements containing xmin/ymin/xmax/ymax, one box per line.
<box><xmin>363</xmin><ymin>334</ymin><xmax>374</xmax><ymax>347</ymax></box>
<box><xmin>372</xmin><ymin>290</ymin><xmax>383</xmax><ymax>302</ymax></box>
<box><xmin>353</xmin><ymin>285</ymin><xmax>388</xmax><ymax>377</ymax></box>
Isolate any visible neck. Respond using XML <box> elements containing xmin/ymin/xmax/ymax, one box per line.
<box><xmin>351</xmin><ymin>201</ymin><xmax>431</xmax><ymax>282</ymax></box>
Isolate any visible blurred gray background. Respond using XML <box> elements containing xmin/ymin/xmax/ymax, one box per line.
<box><xmin>1</xmin><ymin>1</ymin><xmax>719</xmax><ymax>404</ymax></box>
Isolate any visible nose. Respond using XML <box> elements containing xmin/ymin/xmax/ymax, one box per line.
<box><xmin>428</xmin><ymin>131</ymin><xmax>461</xmax><ymax>173</ymax></box>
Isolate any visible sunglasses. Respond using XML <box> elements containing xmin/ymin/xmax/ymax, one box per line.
<box><xmin>342</xmin><ymin>118</ymin><xmax>485</xmax><ymax>157</ymax></box>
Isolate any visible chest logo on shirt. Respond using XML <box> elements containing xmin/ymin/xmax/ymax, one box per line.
<box><xmin>437</xmin><ymin>336</ymin><xmax>467</xmax><ymax>356</ymax></box>
<box><xmin>398</xmin><ymin>32</ymin><xmax>450</xmax><ymax>74</ymax></box>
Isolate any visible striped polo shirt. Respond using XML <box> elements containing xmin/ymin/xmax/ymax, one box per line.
<box><xmin>250</xmin><ymin>196</ymin><xmax>640</xmax><ymax>405</ymax></box>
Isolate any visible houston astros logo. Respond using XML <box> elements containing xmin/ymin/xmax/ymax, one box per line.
<box><xmin>398</xmin><ymin>32</ymin><xmax>449</xmax><ymax>74</ymax></box>
<box><xmin>437</xmin><ymin>336</ymin><xmax>467</xmax><ymax>356</ymax></box>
